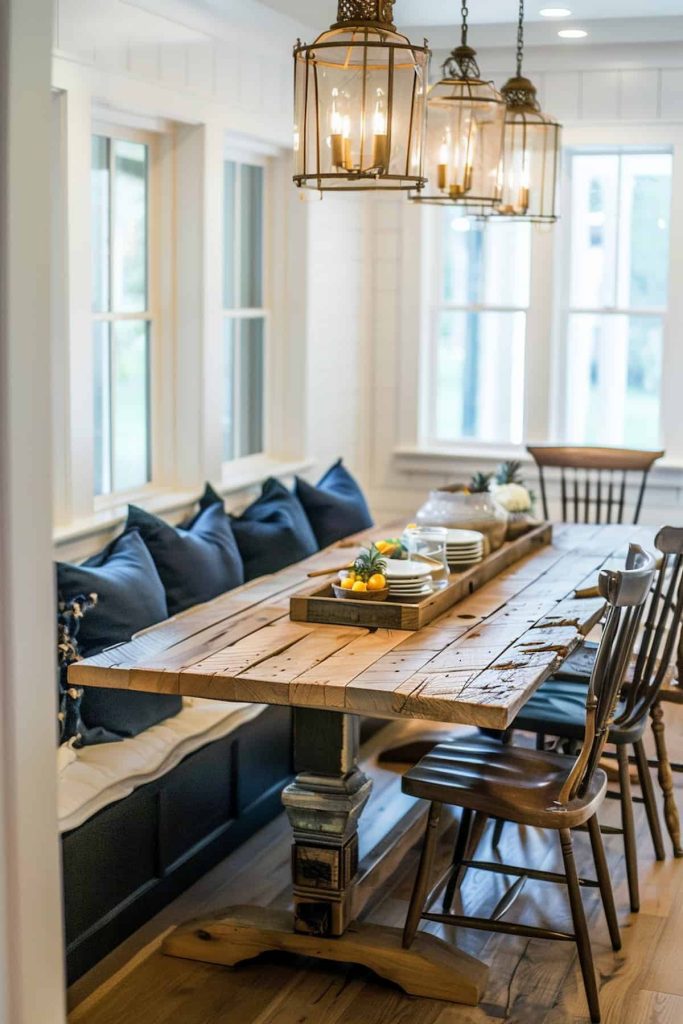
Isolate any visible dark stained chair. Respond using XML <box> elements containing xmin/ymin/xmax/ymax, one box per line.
<box><xmin>527</xmin><ymin>445</ymin><xmax>664</xmax><ymax>524</ymax></box>
<box><xmin>401</xmin><ymin>545</ymin><xmax>656</xmax><ymax>1024</ymax></box>
<box><xmin>513</xmin><ymin>527</ymin><xmax>683</xmax><ymax>899</ymax></box>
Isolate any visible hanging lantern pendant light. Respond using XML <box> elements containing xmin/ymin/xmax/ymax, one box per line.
<box><xmin>497</xmin><ymin>0</ymin><xmax>561</xmax><ymax>222</ymax></box>
<box><xmin>411</xmin><ymin>1</ymin><xmax>506</xmax><ymax>207</ymax></box>
<box><xmin>292</xmin><ymin>1</ymin><xmax>431</xmax><ymax>193</ymax></box>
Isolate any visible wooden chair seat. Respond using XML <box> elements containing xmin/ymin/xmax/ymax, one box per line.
<box><xmin>402</xmin><ymin>737</ymin><xmax>608</xmax><ymax>830</ymax></box>
<box><xmin>514</xmin><ymin>680</ymin><xmax>644</xmax><ymax>746</ymax></box>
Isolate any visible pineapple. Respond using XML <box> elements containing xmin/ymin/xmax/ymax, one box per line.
<box><xmin>496</xmin><ymin>460</ymin><xmax>524</xmax><ymax>486</ymax></box>
<box><xmin>468</xmin><ymin>471</ymin><xmax>493</xmax><ymax>494</ymax></box>
<box><xmin>353</xmin><ymin>544</ymin><xmax>387</xmax><ymax>583</ymax></box>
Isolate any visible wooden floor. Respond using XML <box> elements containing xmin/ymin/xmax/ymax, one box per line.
<box><xmin>69</xmin><ymin>709</ymin><xmax>683</xmax><ymax>1024</ymax></box>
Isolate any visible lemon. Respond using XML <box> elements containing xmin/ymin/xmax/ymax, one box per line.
<box><xmin>340</xmin><ymin>577</ymin><xmax>354</xmax><ymax>590</ymax></box>
<box><xmin>367</xmin><ymin>573</ymin><xmax>386</xmax><ymax>591</ymax></box>
<box><xmin>352</xmin><ymin>580</ymin><xmax>368</xmax><ymax>592</ymax></box>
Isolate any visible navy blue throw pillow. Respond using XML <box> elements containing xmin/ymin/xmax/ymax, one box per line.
<box><xmin>126</xmin><ymin>503</ymin><xmax>244</xmax><ymax>616</ymax></box>
<box><xmin>295</xmin><ymin>459</ymin><xmax>373</xmax><ymax>548</ymax></box>
<box><xmin>214</xmin><ymin>478</ymin><xmax>319</xmax><ymax>581</ymax></box>
<box><xmin>56</xmin><ymin>530</ymin><xmax>179</xmax><ymax>744</ymax></box>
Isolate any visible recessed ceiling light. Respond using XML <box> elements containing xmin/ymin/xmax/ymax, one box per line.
<box><xmin>558</xmin><ymin>28</ymin><xmax>588</xmax><ymax>38</ymax></box>
<box><xmin>540</xmin><ymin>7</ymin><xmax>572</xmax><ymax>16</ymax></box>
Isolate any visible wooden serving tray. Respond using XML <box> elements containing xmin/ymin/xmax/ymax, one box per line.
<box><xmin>290</xmin><ymin>522</ymin><xmax>553</xmax><ymax>631</ymax></box>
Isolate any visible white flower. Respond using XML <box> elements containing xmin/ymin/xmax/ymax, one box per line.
<box><xmin>493</xmin><ymin>482</ymin><xmax>532</xmax><ymax>513</ymax></box>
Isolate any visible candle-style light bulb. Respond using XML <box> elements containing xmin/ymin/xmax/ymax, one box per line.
<box><xmin>438</xmin><ymin>137</ymin><xmax>449</xmax><ymax>191</ymax></box>
<box><xmin>330</xmin><ymin>88</ymin><xmax>345</xmax><ymax>168</ymax></box>
<box><xmin>371</xmin><ymin>88</ymin><xmax>389</xmax><ymax>172</ymax></box>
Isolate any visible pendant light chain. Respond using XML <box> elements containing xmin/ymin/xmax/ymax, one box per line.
<box><xmin>516</xmin><ymin>0</ymin><xmax>525</xmax><ymax>77</ymax></box>
<box><xmin>461</xmin><ymin>1</ymin><xmax>469</xmax><ymax>45</ymax></box>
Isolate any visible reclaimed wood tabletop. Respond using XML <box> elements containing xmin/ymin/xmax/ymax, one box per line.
<box><xmin>71</xmin><ymin>521</ymin><xmax>650</xmax><ymax>730</ymax></box>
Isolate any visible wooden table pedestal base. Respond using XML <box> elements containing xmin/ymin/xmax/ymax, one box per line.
<box><xmin>162</xmin><ymin>905</ymin><xmax>488</xmax><ymax>1005</ymax></box>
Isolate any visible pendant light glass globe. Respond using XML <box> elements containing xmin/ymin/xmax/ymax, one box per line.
<box><xmin>293</xmin><ymin>1</ymin><xmax>431</xmax><ymax>193</ymax></box>
<box><xmin>410</xmin><ymin>5</ymin><xmax>506</xmax><ymax>208</ymax></box>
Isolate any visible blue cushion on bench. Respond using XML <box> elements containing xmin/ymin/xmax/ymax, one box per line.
<box><xmin>295</xmin><ymin>459</ymin><xmax>373</xmax><ymax>548</ymax></box>
<box><xmin>127</xmin><ymin>503</ymin><xmax>244</xmax><ymax>616</ymax></box>
<box><xmin>200</xmin><ymin>479</ymin><xmax>318</xmax><ymax>581</ymax></box>
<box><xmin>57</xmin><ymin>530</ymin><xmax>179</xmax><ymax>744</ymax></box>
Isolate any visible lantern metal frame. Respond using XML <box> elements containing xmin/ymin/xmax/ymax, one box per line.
<box><xmin>292</xmin><ymin>1</ymin><xmax>431</xmax><ymax>193</ymax></box>
<box><xmin>410</xmin><ymin>2</ymin><xmax>506</xmax><ymax>208</ymax></box>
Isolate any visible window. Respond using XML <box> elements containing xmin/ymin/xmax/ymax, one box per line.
<box><xmin>91</xmin><ymin>129</ymin><xmax>155</xmax><ymax>496</ymax></box>
<box><xmin>426</xmin><ymin>209</ymin><xmax>531</xmax><ymax>445</ymax></box>
<box><xmin>222</xmin><ymin>157</ymin><xmax>267</xmax><ymax>462</ymax></box>
<box><xmin>563</xmin><ymin>149</ymin><xmax>672</xmax><ymax>448</ymax></box>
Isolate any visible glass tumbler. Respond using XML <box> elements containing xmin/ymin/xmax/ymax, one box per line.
<box><xmin>404</xmin><ymin>526</ymin><xmax>450</xmax><ymax>590</ymax></box>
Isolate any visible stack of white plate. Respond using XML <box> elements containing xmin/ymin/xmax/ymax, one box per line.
<box><xmin>445</xmin><ymin>529</ymin><xmax>485</xmax><ymax>570</ymax></box>
<box><xmin>384</xmin><ymin>559</ymin><xmax>433</xmax><ymax>600</ymax></box>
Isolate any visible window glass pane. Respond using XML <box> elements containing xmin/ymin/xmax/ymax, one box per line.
<box><xmin>440</xmin><ymin>212</ymin><xmax>530</xmax><ymax>307</ymax></box>
<box><xmin>239</xmin><ymin>164</ymin><xmax>264</xmax><ymax>308</ymax></box>
<box><xmin>619</xmin><ymin>153</ymin><xmax>672</xmax><ymax>309</ymax></box>
<box><xmin>223</xmin><ymin>161</ymin><xmax>237</xmax><ymax>309</ymax></box>
<box><xmin>91</xmin><ymin>135</ymin><xmax>110</xmax><ymax>313</ymax></box>
<box><xmin>112</xmin><ymin>139</ymin><xmax>148</xmax><ymax>313</ymax></box>
<box><xmin>237</xmin><ymin>318</ymin><xmax>264</xmax><ymax>456</ymax></box>
<box><xmin>441</xmin><ymin>213</ymin><xmax>483</xmax><ymax>305</ymax></box>
<box><xmin>565</xmin><ymin>313</ymin><xmax>662</xmax><ymax>448</ymax></box>
<box><xmin>222</xmin><ymin>318</ymin><xmax>236</xmax><ymax>461</ymax></box>
<box><xmin>111</xmin><ymin>320</ymin><xmax>150</xmax><ymax>491</ymax></box>
<box><xmin>433</xmin><ymin>311</ymin><xmax>526</xmax><ymax>444</ymax></box>
<box><xmin>569</xmin><ymin>154</ymin><xmax>620</xmax><ymax>308</ymax></box>
<box><xmin>93</xmin><ymin>321</ymin><xmax>111</xmax><ymax>496</ymax></box>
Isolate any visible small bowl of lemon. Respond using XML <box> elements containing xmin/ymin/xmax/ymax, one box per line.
<box><xmin>332</xmin><ymin>544</ymin><xmax>390</xmax><ymax>602</ymax></box>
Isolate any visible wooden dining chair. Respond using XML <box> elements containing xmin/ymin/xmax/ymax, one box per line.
<box><xmin>511</xmin><ymin>527</ymin><xmax>683</xmax><ymax>909</ymax></box>
<box><xmin>527</xmin><ymin>446</ymin><xmax>664</xmax><ymax>524</ymax></box>
<box><xmin>401</xmin><ymin>545</ymin><xmax>656</xmax><ymax>1024</ymax></box>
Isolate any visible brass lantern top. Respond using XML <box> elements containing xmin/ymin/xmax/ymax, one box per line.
<box><xmin>331</xmin><ymin>0</ymin><xmax>398</xmax><ymax>30</ymax></box>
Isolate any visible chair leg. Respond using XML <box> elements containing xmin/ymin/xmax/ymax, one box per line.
<box><xmin>492</xmin><ymin>817</ymin><xmax>506</xmax><ymax>848</ymax></box>
<box><xmin>617</xmin><ymin>744</ymin><xmax>640</xmax><ymax>913</ymax></box>
<box><xmin>442</xmin><ymin>807</ymin><xmax>472</xmax><ymax>913</ymax></box>
<box><xmin>560</xmin><ymin>828</ymin><xmax>601</xmax><ymax>1024</ymax></box>
<box><xmin>633</xmin><ymin>739</ymin><xmax>665</xmax><ymax>862</ymax></box>
<box><xmin>587</xmin><ymin>814</ymin><xmax>621</xmax><ymax>952</ymax></box>
<box><xmin>650</xmin><ymin>701</ymin><xmax>683</xmax><ymax>858</ymax></box>
<box><xmin>403</xmin><ymin>802</ymin><xmax>442</xmax><ymax>949</ymax></box>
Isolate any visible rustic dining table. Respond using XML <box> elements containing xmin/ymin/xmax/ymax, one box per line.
<box><xmin>70</xmin><ymin>520</ymin><xmax>653</xmax><ymax>1006</ymax></box>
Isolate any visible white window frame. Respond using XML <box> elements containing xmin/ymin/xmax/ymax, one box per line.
<box><xmin>221</xmin><ymin>144</ymin><xmax>271</xmax><ymax>477</ymax></box>
<box><xmin>91</xmin><ymin>120</ymin><xmax>162</xmax><ymax>506</ymax></box>
<box><xmin>554</xmin><ymin>129</ymin><xmax>679</xmax><ymax>453</ymax></box>
<box><xmin>396</xmin><ymin>199</ymin><xmax>556</xmax><ymax>463</ymax></box>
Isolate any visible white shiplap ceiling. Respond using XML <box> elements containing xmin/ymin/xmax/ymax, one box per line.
<box><xmin>256</xmin><ymin>1</ymin><xmax>683</xmax><ymax>28</ymax></box>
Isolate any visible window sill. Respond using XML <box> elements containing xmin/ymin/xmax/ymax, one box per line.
<box><xmin>394</xmin><ymin>444</ymin><xmax>683</xmax><ymax>479</ymax></box>
<box><xmin>53</xmin><ymin>455</ymin><xmax>314</xmax><ymax>550</ymax></box>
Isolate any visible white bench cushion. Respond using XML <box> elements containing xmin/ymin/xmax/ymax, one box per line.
<box><xmin>58</xmin><ymin>699</ymin><xmax>265</xmax><ymax>834</ymax></box>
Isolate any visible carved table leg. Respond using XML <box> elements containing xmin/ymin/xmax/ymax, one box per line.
<box><xmin>282</xmin><ymin>708</ymin><xmax>372</xmax><ymax>936</ymax></box>
<box><xmin>650</xmin><ymin>701</ymin><xmax>683</xmax><ymax>858</ymax></box>
<box><xmin>162</xmin><ymin>708</ymin><xmax>489</xmax><ymax>1004</ymax></box>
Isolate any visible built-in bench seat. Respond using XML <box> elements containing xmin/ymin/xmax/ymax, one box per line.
<box><xmin>58</xmin><ymin>698</ymin><xmax>266</xmax><ymax>834</ymax></box>
<box><xmin>60</xmin><ymin>461</ymin><xmax>376</xmax><ymax>985</ymax></box>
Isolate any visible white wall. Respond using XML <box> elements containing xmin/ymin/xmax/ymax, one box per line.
<box><xmin>1</xmin><ymin>1</ymin><xmax>67</xmax><ymax>1021</ymax></box>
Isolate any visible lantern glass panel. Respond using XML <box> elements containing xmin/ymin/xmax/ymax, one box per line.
<box><xmin>498</xmin><ymin>111</ymin><xmax>560</xmax><ymax>221</ymax></box>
